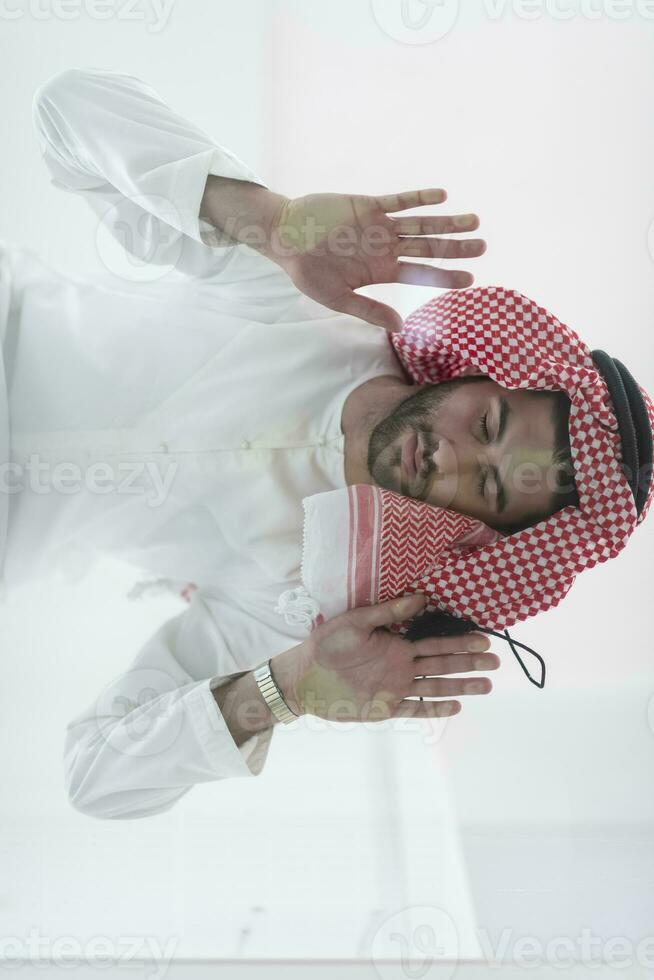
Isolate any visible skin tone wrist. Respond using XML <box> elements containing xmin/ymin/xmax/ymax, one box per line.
<box><xmin>210</xmin><ymin>644</ymin><xmax>308</xmax><ymax>749</ymax></box>
<box><xmin>198</xmin><ymin>174</ymin><xmax>289</xmax><ymax>262</ymax></box>
<box><xmin>211</xmin><ymin>669</ymin><xmax>280</xmax><ymax>749</ymax></box>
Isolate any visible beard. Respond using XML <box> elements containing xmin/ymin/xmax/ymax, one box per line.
<box><xmin>366</xmin><ymin>375</ymin><xmax>486</xmax><ymax>496</ymax></box>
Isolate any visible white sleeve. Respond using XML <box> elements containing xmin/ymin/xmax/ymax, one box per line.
<box><xmin>63</xmin><ymin>591</ymin><xmax>275</xmax><ymax>821</ymax></box>
<box><xmin>30</xmin><ymin>66</ymin><xmax>281</xmax><ymax>280</ymax></box>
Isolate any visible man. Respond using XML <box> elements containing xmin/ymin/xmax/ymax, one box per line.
<box><xmin>1</xmin><ymin>68</ymin><xmax>647</xmax><ymax>821</ymax></box>
<box><xmin>0</xmin><ymin>65</ymin><xmax>499</xmax><ymax>820</ymax></box>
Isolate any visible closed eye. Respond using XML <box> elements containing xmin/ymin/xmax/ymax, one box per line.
<box><xmin>477</xmin><ymin>412</ymin><xmax>490</xmax><ymax>503</ymax></box>
<box><xmin>480</xmin><ymin>397</ymin><xmax>509</xmax><ymax>445</ymax></box>
<box><xmin>476</xmin><ymin>397</ymin><xmax>510</xmax><ymax>513</ymax></box>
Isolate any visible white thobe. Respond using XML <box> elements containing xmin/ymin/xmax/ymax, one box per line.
<box><xmin>0</xmin><ymin>68</ymin><xmax>406</xmax><ymax>819</ymax></box>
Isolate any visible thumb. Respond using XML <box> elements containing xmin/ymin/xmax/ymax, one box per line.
<box><xmin>351</xmin><ymin>592</ymin><xmax>427</xmax><ymax>630</ymax></box>
<box><xmin>341</xmin><ymin>293</ymin><xmax>404</xmax><ymax>333</ymax></box>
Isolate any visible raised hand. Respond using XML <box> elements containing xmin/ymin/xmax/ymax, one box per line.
<box><xmin>271</xmin><ymin>592</ymin><xmax>499</xmax><ymax>723</ymax></box>
<box><xmin>266</xmin><ymin>188</ymin><xmax>486</xmax><ymax>333</ymax></box>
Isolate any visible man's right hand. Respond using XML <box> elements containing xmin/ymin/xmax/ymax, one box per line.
<box><xmin>265</xmin><ymin>189</ymin><xmax>486</xmax><ymax>333</ymax></box>
<box><xmin>272</xmin><ymin>593</ymin><xmax>499</xmax><ymax>723</ymax></box>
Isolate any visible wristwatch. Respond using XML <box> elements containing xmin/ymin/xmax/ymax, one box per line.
<box><xmin>253</xmin><ymin>660</ymin><xmax>297</xmax><ymax>725</ymax></box>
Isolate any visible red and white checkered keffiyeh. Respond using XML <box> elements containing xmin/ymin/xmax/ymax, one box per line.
<box><xmin>276</xmin><ymin>285</ymin><xmax>654</xmax><ymax>636</ymax></box>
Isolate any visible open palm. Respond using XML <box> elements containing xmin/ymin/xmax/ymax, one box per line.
<box><xmin>273</xmin><ymin>592</ymin><xmax>498</xmax><ymax>723</ymax></box>
<box><xmin>268</xmin><ymin>188</ymin><xmax>486</xmax><ymax>333</ymax></box>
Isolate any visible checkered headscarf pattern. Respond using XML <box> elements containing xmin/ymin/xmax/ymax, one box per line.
<box><xmin>381</xmin><ymin>286</ymin><xmax>654</xmax><ymax>630</ymax></box>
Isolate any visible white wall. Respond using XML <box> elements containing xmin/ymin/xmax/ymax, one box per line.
<box><xmin>1</xmin><ymin>0</ymin><xmax>653</xmax><ymax>969</ymax></box>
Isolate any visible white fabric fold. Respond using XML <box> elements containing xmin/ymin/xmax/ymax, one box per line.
<box><xmin>2</xmin><ymin>66</ymin><xmax>405</xmax><ymax>818</ymax></box>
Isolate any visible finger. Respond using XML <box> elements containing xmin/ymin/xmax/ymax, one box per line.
<box><xmin>395</xmin><ymin>698</ymin><xmax>461</xmax><ymax>719</ymax></box>
<box><xmin>351</xmin><ymin>592</ymin><xmax>427</xmax><ymax>630</ymax></box>
<box><xmin>396</xmin><ymin>237</ymin><xmax>486</xmax><ymax>260</ymax></box>
<box><xmin>412</xmin><ymin>632</ymin><xmax>491</xmax><ymax>658</ymax></box>
<box><xmin>411</xmin><ymin>676</ymin><xmax>493</xmax><ymax>698</ymax></box>
<box><xmin>340</xmin><ymin>292</ymin><xmax>404</xmax><ymax>333</ymax></box>
<box><xmin>412</xmin><ymin>652</ymin><xmax>501</xmax><ymax>676</ymax></box>
<box><xmin>395</xmin><ymin>263</ymin><xmax>474</xmax><ymax>289</ymax></box>
<box><xmin>376</xmin><ymin>188</ymin><xmax>447</xmax><ymax>213</ymax></box>
<box><xmin>392</xmin><ymin>213</ymin><xmax>480</xmax><ymax>236</ymax></box>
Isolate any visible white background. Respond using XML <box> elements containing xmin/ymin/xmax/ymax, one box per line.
<box><xmin>0</xmin><ymin>0</ymin><xmax>653</xmax><ymax>971</ymax></box>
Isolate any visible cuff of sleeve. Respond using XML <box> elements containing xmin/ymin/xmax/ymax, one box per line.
<box><xmin>188</xmin><ymin>675</ymin><xmax>274</xmax><ymax>778</ymax></box>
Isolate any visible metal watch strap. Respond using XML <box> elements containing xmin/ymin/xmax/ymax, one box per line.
<box><xmin>253</xmin><ymin>660</ymin><xmax>297</xmax><ymax>725</ymax></box>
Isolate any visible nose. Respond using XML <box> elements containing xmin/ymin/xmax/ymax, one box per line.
<box><xmin>427</xmin><ymin>436</ymin><xmax>478</xmax><ymax>480</ymax></box>
<box><xmin>428</xmin><ymin>437</ymin><xmax>458</xmax><ymax>475</ymax></box>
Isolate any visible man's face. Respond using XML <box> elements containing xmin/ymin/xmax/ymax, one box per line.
<box><xmin>366</xmin><ymin>376</ymin><xmax>565</xmax><ymax>529</ymax></box>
